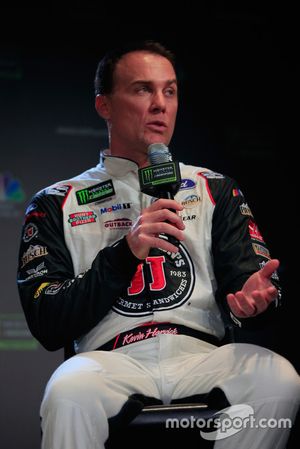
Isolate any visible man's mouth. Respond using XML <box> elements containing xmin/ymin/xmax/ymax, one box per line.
<box><xmin>147</xmin><ymin>121</ymin><xmax>167</xmax><ymax>131</ymax></box>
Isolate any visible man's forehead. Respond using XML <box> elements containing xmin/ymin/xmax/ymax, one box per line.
<box><xmin>114</xmin><ymin>51</ymin><xmax>176</xmax><ymax>81</ymax></box>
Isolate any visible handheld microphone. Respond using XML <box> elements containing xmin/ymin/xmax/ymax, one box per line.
<box><xmin>138</xmin><ymin>143</ymin><xmax>182</xmax><ymax>248</ymax></box>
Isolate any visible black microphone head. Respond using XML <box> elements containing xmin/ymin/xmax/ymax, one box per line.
<box><xmin>139</xmin><ymin>142</ymin><xmax>181</xmax><ymax>197</ymax></box>
<box><xmin>148</xmin><ymin>143</ymin><xmax>172</xmax><ymax>165</ymax></box>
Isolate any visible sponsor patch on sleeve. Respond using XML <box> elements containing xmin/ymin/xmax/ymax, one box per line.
<box><xmin>34</xmin><ymin>282</ymin><xmax>50</xmax><ymax>299</ymax></box>
<box><xmin>240</xmin><ymin>202</ymin><xmax>253</xmax><ymax>217</ymax></box>
<box><xmin>198</xmin><ymin>170</ymin><xmax>224</xmax><ymax>179</ymax></box>
<box><xmin>45</xmin><ymin>184</ymin><xmax>72</xmax><ymax>197</ymax></box>
<box><xmin>232</xmin><ymin>188</ymin><xmax>244</xmax><ymax>197</ymax></box>
<box><xmin>252</xmin><ymin>243</ymin><xmax>270</xmax><ymax>259</ymax></box>
<box><xmin>248</xmin><ymin>219</ymin><xmax>265</xmax><ymax>243</ymax></box>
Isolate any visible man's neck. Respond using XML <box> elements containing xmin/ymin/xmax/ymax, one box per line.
<box><xmin>109</xmin><ymin>146</ymin><xmax>149</xmax><ymax>168</ymax></box>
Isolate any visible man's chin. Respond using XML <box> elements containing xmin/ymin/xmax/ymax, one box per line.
<box><xmin>145</xmin><ymin>137</ymin><xmax>170</xmax><ymax>148</ymax></box>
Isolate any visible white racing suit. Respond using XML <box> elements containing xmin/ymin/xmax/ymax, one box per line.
<box><xmin>17</xmin><ymin>153</ymin><xmax>300</xmax><ymax>448</ymax></box>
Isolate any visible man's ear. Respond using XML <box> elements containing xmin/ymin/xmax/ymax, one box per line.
<box><xmin>95</xmin><ymin>94</ymin><xmax>111</xmax><ymax>120</ymax></box>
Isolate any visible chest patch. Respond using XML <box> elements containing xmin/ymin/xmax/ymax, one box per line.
<box><xmin>113</xmin><ymin>242</ymin><xmax>195</xmax><ymax>316</ymax></box>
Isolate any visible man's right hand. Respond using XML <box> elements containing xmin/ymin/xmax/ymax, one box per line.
<box><xmin>126</xmin><ymin>198</ymin><xmax>185</xmax><ymax>260</ymax></box>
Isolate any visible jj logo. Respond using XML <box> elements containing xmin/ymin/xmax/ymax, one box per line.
<box><xmin>127</xmin><ymin>256</ymin><xmax>166</xmax><ymax>295</ymax></box>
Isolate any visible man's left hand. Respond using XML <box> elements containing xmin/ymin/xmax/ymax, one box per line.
<box><xmin>226</xmin><ymin>259</ymin><xmax>279</xmax><ymax>318</ymax></box>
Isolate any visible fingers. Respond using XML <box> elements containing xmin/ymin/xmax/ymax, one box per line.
<box><xmin>227</xmin><ymin>287</ymin><xmax>277</xmax><ymax>318</ymax></box>
<box><xmin>226</xmin><ymin>259</ymin><xmax>280</xmax><ymax>319</ymax></box>
<box><xmin>252</xmin><ymin>286</ymin><xmax>278</xmax><ymax>305</ymax></box>
<box><xmin>150</xmin><ymin>198</ymin><xmax>184</xmax><ymax>213</ymax></box>
<box><xmin>127</xmin><ymin>224</ymin><xmax>183</xmax><ymax>259</ymax></box>
<box><xmin>138</xmin><ymin>221</ymin><xmax>185</xmax><ymax>244</ymax></box>
<box><xmin>227</xmin><ymin>292</ymin><xmax>255</xmax><ymax>318</ymax></box>
<box><xmin>260</xmin><ymin>258</ymin><xmax>280</xmax><ymax>279</ymax></box>
<box><xmin>141</xmin><ymin>207</ymin><xmax>185</xmax><ymax>230</ymax></box>
<box><xmin>126</xmin><ymin>199</ymin><xmax>185</xmax><ymax>259</ymax></box>
<box><xmin>138</xmin><ymin>199</ymin><xmax>185</xmax><ymax>243</ymax></box>
<box><xmin>137</xmin><ymin>232</ymin><xmax>182</xmax><ymax>255</ymax></box>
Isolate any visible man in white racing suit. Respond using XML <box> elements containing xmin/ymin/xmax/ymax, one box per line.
<box><xmin>17</xmin><ymin>40</ymin><xmax>300</xmax><ymax>449</ymax></box>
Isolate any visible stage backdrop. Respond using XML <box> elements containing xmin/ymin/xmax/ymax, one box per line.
<box><xmin>0</xmin><ymin>50</ymin><xmax>111</xmax><ymax>448</ymax></box>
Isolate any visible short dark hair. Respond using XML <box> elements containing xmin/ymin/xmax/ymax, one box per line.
<box><xmin>94</xmin><ymin>40</ymin><xmax>176</xmax><ymax>96</ymax></box>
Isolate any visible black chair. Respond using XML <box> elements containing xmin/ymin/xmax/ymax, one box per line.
<box><xmin>106</xmin><ymin>401</ymin><xmax>219</xmax><ymax>449</ymax></box>
<box><xmin>104</xmin><ymin>387</ymin><xmax>230</xmax><ymax>449</ymax></box>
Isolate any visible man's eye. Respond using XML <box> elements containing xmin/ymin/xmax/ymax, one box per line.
<box><xmin>165</xmin><ymin>88</ymin><xmax>176</xmax><ymax>97</ymax></box>
<box><xmin>136</xmin><ymin>86</ymin><xmax>151</xmax><ymax>93</ymax></box>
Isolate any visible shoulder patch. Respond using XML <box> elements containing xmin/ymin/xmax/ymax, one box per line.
<box><xmin>198</xmin><ymin>170</ymin><xmax>224</xmax><ymax>179</ymax></box>
<box><xmin>45</xmin><ymin>184</ymin><xmax>72</xmax><ymax>197</ymax></box>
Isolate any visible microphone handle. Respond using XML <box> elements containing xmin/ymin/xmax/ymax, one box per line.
<box><xmin>157</xmin><ymin>190</ymin><xmax>180</xmax><ymax>248</ymax></box>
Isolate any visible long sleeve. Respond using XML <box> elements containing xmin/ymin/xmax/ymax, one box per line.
<box><xmin>208</xmin><ymin>175</ymin><xmax>281</xmax><ymax>329</ymax></box>
<box><xmin>17</xmin><ymin>190</ymin><xmax>140</xmax><ymax>351</ymax></box>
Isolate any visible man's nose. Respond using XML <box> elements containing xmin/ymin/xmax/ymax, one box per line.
<box><xmin>150</xmin><ymin>91</ymin><xmax>166</xmax><ymax>113</ymax></box>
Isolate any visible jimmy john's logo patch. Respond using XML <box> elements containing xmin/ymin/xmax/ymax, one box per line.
<box><xmin>113</xmin><ymin>240</ymin><xmax>195</xmax><ymax>317</ymax></box>
<box><xmin>76</xmin><ymin>180</ymin><xmax>115</xmax><ymax>205</ymax></box>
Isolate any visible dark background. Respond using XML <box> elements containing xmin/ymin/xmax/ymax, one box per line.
<box><xmin>0</xmin><ymin>3</ymin><xmax>298</xmax><ymax>448</ymax></box>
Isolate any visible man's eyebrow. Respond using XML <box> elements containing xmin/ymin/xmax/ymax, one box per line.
<box><xmin>131</xmin><ymin>79</ymin><xmax>178</xmax><ymax>86</ymax></box>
